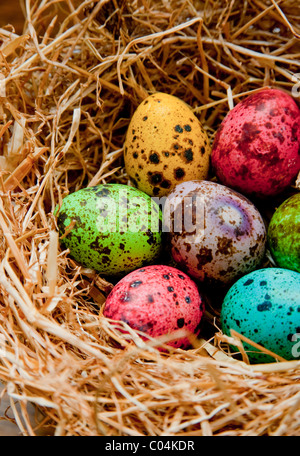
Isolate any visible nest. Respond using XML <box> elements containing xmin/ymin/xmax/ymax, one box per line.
<box><xmin>0</xmin><ymin>0</ymin><xmax>299</xmax><ymax>436</ymax></box>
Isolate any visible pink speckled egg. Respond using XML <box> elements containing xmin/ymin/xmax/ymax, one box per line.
<box><xmin>103</xmin><ymin>265</ymin><xmax>205</xmax><ymax>349</ymax></box>
<box><xmin>211</xmin><ymin>88</ymin><xmax>300</xmax><ymax>198</ymax></box>
<box><xmin>164</xmin><ymin>180</ymin><xmax>266</xmax><ymax>286</ymax></box>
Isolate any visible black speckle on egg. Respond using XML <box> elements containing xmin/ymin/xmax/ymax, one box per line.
<box><xmin>150</xmin><ymin>173</ymin><xmax>163</xmax><ymax>184</ymax></box>
<box><xmin>177</xmin><ymin>318</ymin><xmax>185</xmax><ymax>328</ymax></box>
<box><xmin>161</xmin><ymin>180</ymin><xmax>171</xmax><ymax>189</ymax></box>
<box><xmin>243</xmin><ymin>279</ymin><xmax>254</xmax><ymax>286</ymax></box>
<box><xmin>101</xmin><ymin>255</ymin><xmax>111</xmax><ymax>264</ymax></box>
<box><xmin>96</xmin><ymin>187</ymin><xmax>111</xmax><ymax>197</ymax></box>
<box><xmin>175</xmin><ymin>125</ymin><xmax>183</xmax><ymax>133</ymax></box>
<box><xmin>149</xmin><ymin>153</ymin><xmax>160</xmax><ymax>164</ymax></box>
<box><xmin>184</xmin><ymin>148</ymin><xmax>193</xmax><ymax>162</ymax></box>
<box><xmin>163</xmin><ymin>274</ymin><xmax>170</xmax><ymax>280</ymax></box>
<box><xmin>146</xmin><ymin>230</ymin><xmax>155</xmax><ymax>245</ymax></box>
<box><xmin>89</xmin><ymin>241</ymin><xmax>111</xmax><ymax>255</ymax></box>
<box><xmin>167</xmin><ymin>286</ymin><xmax>174</xmax><ymax>292</ymax></box>
<box><xmin>174</xmin><ymin>168</ymin><xmax>185</xmax><ymax>179</ymax></box>
<box><xmin>257</xmin><ymin>301</ymin><xmax>272</xmax><ymax>311</ymax></box>
<box><xmin>184</xmin><ymin>124</ymin><xmax>191</xmax><ymax>132</ymax></box>
<box><xmin>185</xmin><ymin>296</ymin><xmax>191</xmax><ymax>303</ymax></box>
<box><xmin>130</xmin><ymin>280</ymin><xmax>143</xmax><ymax>288</ymax></box>
<box><xmin>196</xmin><ymin>248</ymin><xmax>213</xmax><ymax>268</ymax></box>
<box><xmin>57</xmin><ymin>211</ymin><xmax>69</xmax><ymax>226</ymax></box>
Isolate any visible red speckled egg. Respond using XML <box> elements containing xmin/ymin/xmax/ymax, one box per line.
<box><xmin>103</xmin><ymin>265</ymin><xmax>205</xmax><ymax>349</ymax></box>
<box><xmin>211</xmin><ymin>88</ymin><xmax>300</xmax><ymax>198</ymax></box>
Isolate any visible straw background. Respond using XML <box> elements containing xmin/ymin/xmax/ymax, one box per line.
<box><xmin>0</xmin><ymin>0</ymin><xmax>299</xmax><ymax>436</ymax></box>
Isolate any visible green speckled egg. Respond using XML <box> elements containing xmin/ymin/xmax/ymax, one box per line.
<box><xmin>268</xmin><ymin>193</ymin><xmax>300</xmax><ymax>272</ymax></box>
<box><xmin>56</xmin><ymin>184</ymin><xmax>162</xmax><ymax>276</ymax></box>
<box><xmin>220</xmin><ymin>268</ymin><xmax>300</xmax><ymax>363</ymax></box>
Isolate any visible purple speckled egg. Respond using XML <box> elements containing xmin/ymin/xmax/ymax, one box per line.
<box><xmin>163</xmin><ymin>180</ymin><xmax>267</xmax><ymax>285</ymax></box>
<box><xmin>103</xmin><ymin>265</ymin><xmax>205</xmax><ymax>349</ymax></box>
<box><xmin>211</xmin><ymin>88</ymin><xmax>300</xmax><ymax>198</ymax></box>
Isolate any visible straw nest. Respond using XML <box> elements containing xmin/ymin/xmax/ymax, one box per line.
<box><xmin>0</xmin><ymin>0</ymin><xmax>299</xmax><ymax>436</ymax></box>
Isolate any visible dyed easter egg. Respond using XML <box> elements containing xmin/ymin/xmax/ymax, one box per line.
<box><xmin>103</xmin><ymin>265</ymin><xmax>205</xmax><ymax>349</ymax></box>
<box><xmin>124</xmin><ymin>92</ymin><xmax>211</xmax><ymax>197</ymax></box>
<box><xmin>220</xmin><ymin>268</ymin><xmax>300</xmax><ymax>363</ymax></box>
<box><xmin>268</xmin><ymin>193</ymin><xmax>300</xmax><ymax>272</ymax></box>
<box><xmin>211</xmin><ymin>88</ymin><xmax>300</xmax><ymax>198</ymax></box>
<box><xmin>56</xmin><ymin>184</ymin><xmax>162</xmax><ymax>276</ymax></box>
<box><xmin>164</xmin><ymin>180</ymin><xmax>266</xmax><ymax>285</ymax></box>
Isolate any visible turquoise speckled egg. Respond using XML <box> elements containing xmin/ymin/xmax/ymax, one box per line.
<box><xmin>268</xmin><ymin>193</ymin><xmax>300</xmax><ymax>273</ymax></box>
<box><xmin>56</xmin><ymin>183</ymin><xmax>162</xmax><ymax>276</ymax></box>
<box><xmin>220</xmin><ymin>268</ymin><xmax>300</xmax><ymax>363</ymax></box>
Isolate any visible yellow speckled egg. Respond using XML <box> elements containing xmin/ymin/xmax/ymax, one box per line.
<box><xmin>124</xmin><ymin>92</ymin><xmax>211</xmax><ymax>197</ymax></box>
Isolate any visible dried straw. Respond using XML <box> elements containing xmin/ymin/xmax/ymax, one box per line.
<box><xmin>0</xmin><ymin>0</ymin><xmax>299</xmax><ymax>436</ymax></box>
